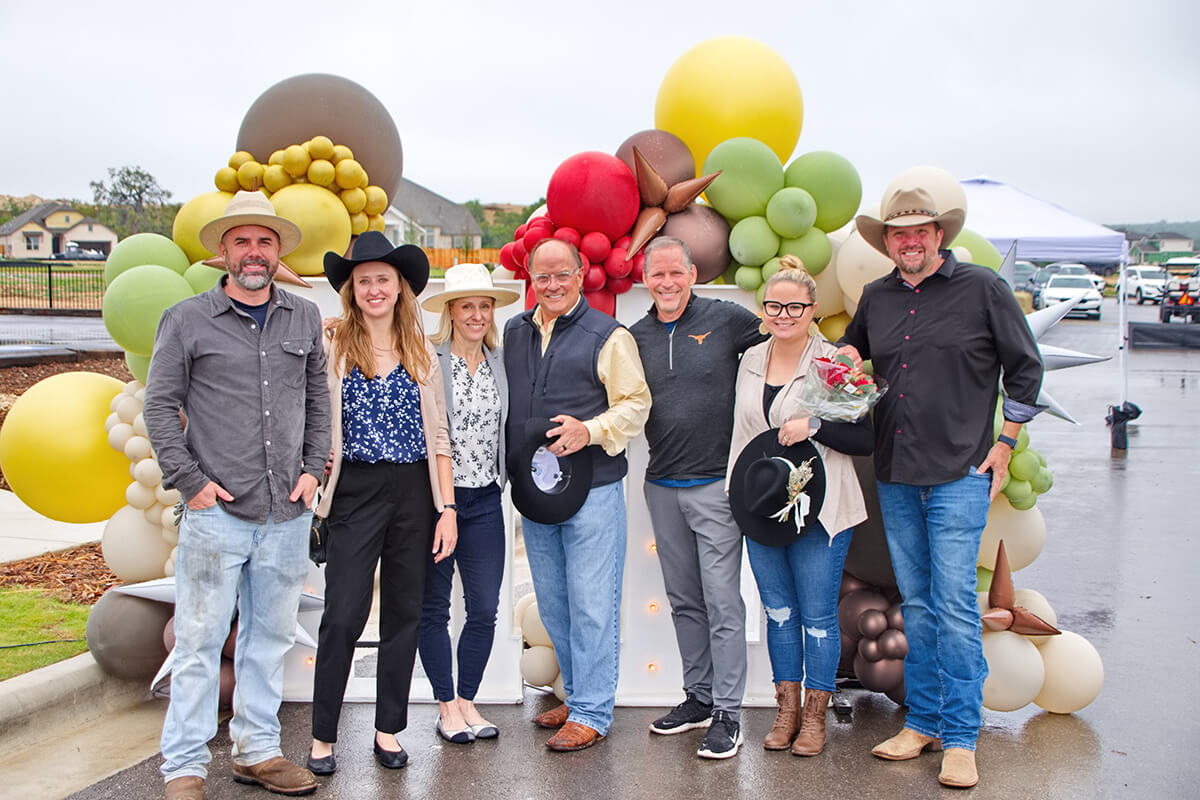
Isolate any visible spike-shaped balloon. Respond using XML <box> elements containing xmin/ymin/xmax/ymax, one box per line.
<box><xmin>985</xmin><ymin>540</ymin><xmax>1061</xmax><ymax>637</ymax></box>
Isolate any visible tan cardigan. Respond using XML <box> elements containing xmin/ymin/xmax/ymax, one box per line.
<box><xmin>726</xmin><ymin>336</ymin><xmax>868</xmax><ymax>542</ymax></box>
<box><xmin>314</xmin><ymin>336</ymin><xmax>451</xmax><ymax>519</ymax></box>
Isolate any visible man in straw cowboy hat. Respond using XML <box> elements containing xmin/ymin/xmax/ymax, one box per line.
<box><xmin>837</xmin><ymin>187</ymin><xmax>1043</xmax><ymax>789</ymax></box>
<box><xmin>144</xmin><ymin>190</ymin><xmax>330</xmax><ymax>799</ymax></box>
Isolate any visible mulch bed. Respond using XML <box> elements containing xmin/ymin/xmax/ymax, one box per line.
<box><xmin>0</xmin><ymin>356</ymin><xmax>131</xmax><ymax>601</ymax></box>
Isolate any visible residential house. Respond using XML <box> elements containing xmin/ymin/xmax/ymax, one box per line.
<box><xmin>1142</xmin><ymin>231</ymin><xmax>1194</xmax><ymax>264</ymax></box>
<box><xmin>0</xmin><ymin>202</ymin><xmax>117</xmax><ymax>259</ymax></box>
<box><xmin>386</xmin><ymin>178</ymin><xmax>482</xmax><ymax>252</ymax></box>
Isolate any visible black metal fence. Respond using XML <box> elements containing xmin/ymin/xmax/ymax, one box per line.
<box><xmin>0</xmin><ymin>262</ymin><xmax>104</xmax><ymax>312</ymax></box>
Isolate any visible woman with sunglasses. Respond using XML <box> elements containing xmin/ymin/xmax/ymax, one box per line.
<box><xmin>726</xmin><ymin>256</ymin><xmax>873</xmax><ymax>758</ymax></box>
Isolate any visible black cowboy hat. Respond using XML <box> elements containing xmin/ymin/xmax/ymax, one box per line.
<box><xmin>729</xmin><ymin>429</ymin><xmax>827</xmax><ymax>548</ymax></box>
<box><xmin>323</xmin><ymin>230</ymin><xmax>430</xmax><ymax>295</ymax></box>
<box><xmin>508</xmin><ymin>418</ymin><xmax>592</xmax><ymax>525</ymax></box>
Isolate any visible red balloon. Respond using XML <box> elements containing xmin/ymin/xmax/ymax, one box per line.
<box><xmin>547</xmin><ymin>152</ymin><xmax>639</xmax><ymax>241</ymax></box>
<box><xmin>614</xmin><ymin>235</ymin><xmax>632</xmax><ymax>251</ymax></box>
<box><xmin>513</xmin><ymin>239</ymin><xmax>528</xmax><ymax>269</ymax></box>
<box><xmin>607</xmin><ymin>276</ymin><xmax>633</xmax><ymax>295</ymax></box>
<box><xmin>524</xmin><ymin>281</ymin><xmax>537</xmax><ymax>310</ymax></box>
<box><xmin>523</xmin><ymin>226</ymin><xmax>551</xmax><ymax>253</ymax></box>
<box><xmin>514</xmin><ymin>223</ymin><xmax>528</xmax><ymax>240</ymax></box>
<box><xmin>500</xmin><ymin>241</ymin><xmax>519</xmax><ymax>272</ymax></box>
<box><xmin>585</xmin><ymin>289</ymin><xmax>616</xmax><ymax>316</ymax></box>
<box><xmin>630</xmin><ymin>253</ymin><xmax>645</xmax><ymax>283</ymax></box>
<box><xmin>553</xmin><ymin>227</ymin><xmax>582</xmax><ymax>248</ymax></box>
<box><xmin>583</xmin><ymin>264</ymin><xmax>608</xmax><ymax>292</ymax></box>
<box><xmin>528</xmin><ymin>216</ymin><xmax>555</xmax><ymax>231</ymax></box>
<box><xmin>580</xmin><ymin>231</ymin><xmax>612</xmax><ymax>265</ymax></box>
<box><xmin>604</xmin><ymin>248</ymin><xmax>632</xmax><ymax>279</ymax></box>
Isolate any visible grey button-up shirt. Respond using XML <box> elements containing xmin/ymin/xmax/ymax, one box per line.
<box><xmin>143</xmin><ymin>277</ymin><xmax>331</xmax><ymax>523</ymax></box>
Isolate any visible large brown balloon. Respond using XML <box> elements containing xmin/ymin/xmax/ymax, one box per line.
<box><xmin>839</xmin><ymin>571</ymin><xmax>868</xmax><ymax>599</ymax></box>
<box><xmin>658</xmin><ymin>203</ymin><xmax>731</xmax><ymax>283</ymax></box>
<box><xmin>86</xmin><ymin>590</ymin><xmax>172</xmax><ymax>680</ymax></box>
<box><xmin>237</xmin><ymin>74</ymin><xmax>404</xmax><ymax>201</ymax></box>
<box><xmin>854</xmin><ymin>653</ymin><xmax>904</xmax><ymax>692</ymax></box>
<box><xmin>884</xmin><ymin>681</ymin><xmax>907</xmax><ymax>706</ymax></box>
<box><xmin>615</xmin><ymin>129</ymin><xmax>695</xmax><ymax>188</ymax></box>
<box><xmin>843</xmin><ymin>455</ymin><xmax>898</xmax><ymax>588</ymax></box>
<box><xmin>837</xmin><ymin>589</ymin><xmax>889</xmax><ymax>640</ymax></box>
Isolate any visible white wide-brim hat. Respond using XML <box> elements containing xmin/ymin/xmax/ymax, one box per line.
<box><xmin>420</xmin><ymin>262</ymin><xmax>520</xmax><ymax>312</ymax></box>
<box><xmin>199</xmin><ymin>190</ymin><xmax>302</xmax><ymax>256</ymax></box>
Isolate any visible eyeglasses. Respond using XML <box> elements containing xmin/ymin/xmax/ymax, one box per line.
<box><xmin>530</xmin><ymin>270</ymin><xmax>579</xmax><ymax>288</ymax></box>
<box><xmin>762</xmin><ymin>300</ymin><xmax>814</xmax><ymax>318</ymax></box>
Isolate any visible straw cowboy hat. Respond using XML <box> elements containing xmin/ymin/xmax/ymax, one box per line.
<box><xmin>198</xmin><ymin>190</ymin><xmax>302</xmax><ymax>256</ymax></box>
<box><xmin>323</xmin><ymin>230</ymin><xmax>430</xmax><ymax>295</ymax></box>
<box><xmin>420</xmin><ymin>262</ymin><xmax>520</xmax><ymax>313</ymax></box>
<box><xmin>729</xmin><ymin>430</ymin><xmax>827</xmax><ymax>548</ymax></box>
<box><xmin>856</xmin><ymin>187</ymin><xmax>965</xmax><ymax>258</ymax></box>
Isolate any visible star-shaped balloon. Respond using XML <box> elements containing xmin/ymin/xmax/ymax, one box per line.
<box><xmin>626</xmin><ymin>145</ymin><xmax>722</xmax><ymax>259</ymax></box>
<box><xmin>980</xmin><ymin>540</ymin><xmax>1061</xmax><ymax>636</ymax></box>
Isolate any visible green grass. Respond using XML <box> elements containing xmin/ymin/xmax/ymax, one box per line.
<box><xmin>0</xmin><ymin>588</ymin><xmax>90</xmax><ymax>680</ymax></box>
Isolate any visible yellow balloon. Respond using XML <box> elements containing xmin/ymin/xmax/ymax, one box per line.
<box><xmin>270</xmin><ymin>183</ymin><xmax>353</xmax><ymax>276</ymax></box>
<box><xmin>0</xmin><ymin>372</ymin><xmax>129</xmax><ymax>523</ymax></box>
<box><xmin>817</xmin><ymin>311</ymin><xmax>851</xmax><ymax>343</ymax></box>
<box><xmin>173</xmin><ymin>191</ymin><xmax>236</xmax><ymax>264</ymax></box>
<box><xmin>655</xmin><ymin>37</ymin><xmax>804</xmax><ymax>174</ymax></box>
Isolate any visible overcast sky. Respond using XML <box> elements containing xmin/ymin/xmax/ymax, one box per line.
<box><xmin>3</xmin><ymin>0</ymin><xmax>1196</xmax><ymax>225</ymax></box>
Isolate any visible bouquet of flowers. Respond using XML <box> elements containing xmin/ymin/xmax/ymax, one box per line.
<box><xmin>795</xmin><ymin>354</ymin><xmax>888</xmax><ymax>422</ymax></box>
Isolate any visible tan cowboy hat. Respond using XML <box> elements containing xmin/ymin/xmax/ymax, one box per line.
<box><xmin>198</xmin><ymin>190</ymin><xmax>303</xmax><ymax>256</ymax></box>
<box><xmin>856</xmin><ymin>187</ymin><xmax>965</xmax><ymax>257</ymax></box>
<box><xmin>420</xmin><ymin>262</ymin><xmax>520</xmax><ymax>312</ymax></box>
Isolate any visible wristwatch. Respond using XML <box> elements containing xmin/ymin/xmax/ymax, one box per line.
<box><xmin>996</xmin><ymin>434</ymin><xmax>1018</xmax><ymax>449</ymax></box>
<box><xmin>442</xmin><ymin>503</ymin><xmax>458</xmax><ymax>511</ymax></box>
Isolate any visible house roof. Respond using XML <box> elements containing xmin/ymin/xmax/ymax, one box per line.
<box><xmin>0</xmin><ymin>201</ymin><xmax>80</xmax><ymax>236</ymax></box>
<box><xmin>1152</xmin><ymin>231</ymin><xmax>1189</xmax><ymax>240</ymax></box>
<box><xmin>390</xmin><ymin>178</ymin><xmax>481</xmax><ymax>236</ymax></box>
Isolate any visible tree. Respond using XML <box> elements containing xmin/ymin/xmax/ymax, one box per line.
<box><xmin>465</xmin><ymin>197</ymin><xmax>547</xmax><ymax>248</ymax></box>
<box><xmin>86</xmin><ymin>166</ymin><xmax>179</xmax><ymax>238</ymax></box>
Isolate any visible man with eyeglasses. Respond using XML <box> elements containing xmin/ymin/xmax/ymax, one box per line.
<box><xmin>837</xmin><ymin>187</ymin><xmax>1043</xmax><ymax>789</ymax></box>
<box><xmin>629</xmin><ymin>237</ymin><xmax>764</xmax><ymax>759</ymax></box>
<box><xmin>503</xmin><ymin>237</ymin><xmax>651</xmax><ymax>752</ymax></box>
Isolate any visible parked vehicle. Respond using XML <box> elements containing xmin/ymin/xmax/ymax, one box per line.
<box><xmin>1163</xmin><ymin>256</ymin><xmax>1200</xmax><ymax>277</ymax></box>
<box><xmin>1029</xmin><ymin>268</ymin><xmax>1057</xmax><ymax>308</ymax></box>
<box><xmin>1046</xmin><ymin>262</ymin><xmax>1106</xmax><ymax>292</ymax></box>
<box><xmin>1012</xmin><ymin>260</ymin><xmax>1037</xmax><ymax>293</ymax></box>
<box><xmin>52</xmin><ymin>243</ymin><xmax>105</xmax><ymax>261</ymax></box>
<box><xmin>1041</xmin><ymin>275</ymin><xmax>1102</xmax><ymax>319</ymax></box>
<box><xmin>1160</xmin><ymin>267</ymin><xmax>1200</xmax><ymax>323</ymax></box>
<box><xmin>1124</xmin><ymin>266</ymin><xmax>1169</xmax><ymax>304</ymax></box>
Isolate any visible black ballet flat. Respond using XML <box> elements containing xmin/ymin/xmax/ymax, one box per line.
<box><xmin>373</xmin><ymin>740</ymin><xmax>409</xmax><ymax>769</ymax></box>
<box><xmin>306</xmin><ymin>751</ymin><xmax>336</xmax><ymax>775</ymax></box>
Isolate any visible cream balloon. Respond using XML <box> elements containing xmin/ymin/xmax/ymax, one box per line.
<box><xmin>101</xmin><ymin>505</ymin><xmax>173</xmax><ymax>582</ymax></box>
<box><xmin>882</xmin><ymin>165</ymin><xmax>967</xmax><ymax>216</ymax></box>
<box><xmin>519</xmin><ymin>644</ymin><xmax>560</xmax><ymax>687</ymax></box>
<box><xmin>160</xmin><ymin>505</ymin><xmax>180</xmax><ymax>532</ymax></box>
<box><xmin>521</xmin><ymin>602</ymin><xmax>552</xmax><ymax>648</ymax></box>
<box><xmin>835</xmin><ymin>230</ymin><xmax>894</xmax><ymax>304</ymax></box>
<box><xmin>122</xmin><ymin>380</ymin><xmax>140</xmax><ymax>396</ymax></box>
<box><xmin>492</xmin><ymin>266</ymin><xmax>517</xmax><ymax>282</ymax></box>
<box><xmin>114</xmin><ymin>394</ymin><xmax>141</xmax><ymax>424</ymax></box>
<box><xmin>842</xmin><ymin>293</ymin><xmax>858</xmax><ymax>319</ymax></box>
<box><xmin>132</xmin><ymin>413</ymin><xmax>148</xmax><ymax>438</ymax></box>
<box><xmin>552</xmin><ymin>672</ymin><xmax>566</xmax><ymax>701</ymax></box>
<box><xmin>143</xmin><ymin>502</ymin><xmax>166</xmax><ymax>525</ymax></box>
<box><xmin>104</xmin><ymin>412</ymin><xmax>121</xmax><ymax>433</ymax></box>
<box><xmin>979</xmin><ymin>495</ymin><xmax>1046</xmax><ymax>571</ymax></box>
<box><xmin>514</xmin><ymin>592</ymin><xmax>537</xmax><ymax>629</ymax></box>
<box><xmin>1014</xmin><ymin>588</ymin><xmax>1058</xmax><ymax>645</ymax></box>
<box><xmin>133</xmin><ymin>387</ymin><xmax>145</xmax><ymax>402</ymax></box>
<box><xmin>1034</xmin><ymin>631</ymin><xmax>1104</xmax><ymax>713</ymax></box>
<box><xmin>156</xmin><ymin>485</ymin><xmax>181</xmax><ymax>507</ymax></box>
<box><xmin>812</xmin><ymin>245</ymin><xmax>846</xmax><ymax>316</ymax></box>
<box><xmin>981</xmin><ymin>630</ymin><xmax>1045</xmax><ymax>712</ymax></box>
<box><xmin>124</xmin><ymin>435</ymin><xmax>153</xmax><ymax>463</ymax></box>
<box><xmin>164</xmin><ymin>547</ymin><xmax>177</xmax><ymax>578</ymax></box>
<box><xmin>133</xmin><ymin>457</ymin><xmax>163</xmax><ymax>487</ymax></box>
<box><xmin>162</xmin><ymin>526</ymin><xmax>180</xmax><ymax>546</ymax></box>
<box><xmin>125</xmin><ymin>481</ymin><xmax>157</xmax><ymax>510</ymax></box>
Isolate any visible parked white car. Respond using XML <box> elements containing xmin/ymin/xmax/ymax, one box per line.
<box><xmin>1124</xmin><ymin>266</ymin><xmax>1169</xmax><ymax>304</ymax></box>
<box><xmin>1041</xmin><ymin>275</ymin><xmax>1102</xmax><ymax>319</ymax></box>
<box><xmin>1047</xmin><ymin>263</ymin><xmax>1106</xmax><ymax>292</ymax></box>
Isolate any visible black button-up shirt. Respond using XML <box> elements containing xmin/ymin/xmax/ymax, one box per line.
<box><xmin>143</xmin><ymin>277</ymin><xmax>331</xmax><ymax>523</ymax></box>
<box><xmin>841</xmin><ymin>252</ymin><xmax>1043</xmax><ymax>485</ymax></box>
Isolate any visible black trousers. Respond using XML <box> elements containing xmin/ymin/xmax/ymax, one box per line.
<box><xmin>311</xmin><ymin>460</ymin><xmax>435</xmax><ymax>741</ymax></box>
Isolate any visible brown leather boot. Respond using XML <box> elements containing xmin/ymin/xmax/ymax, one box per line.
<box><xmin>762</xmin><ymin>681</ymin><xmax>801</xmax><ymax>750</ymax></box>
<box><xmin>790</xmin><ymin>688</ymin><xmax>832</xmax><ymax>756</ymax></box>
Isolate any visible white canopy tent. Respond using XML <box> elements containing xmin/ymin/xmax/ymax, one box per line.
<box><xmin>959</xmin><ymin>176</ymin><xmax>1126</xmax><ymax>264</ymax></box>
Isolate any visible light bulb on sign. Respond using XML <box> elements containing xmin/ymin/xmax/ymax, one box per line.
<box><xmin>649</xmin><ymin>542</ymin><xmax>657</xmax><ymax>554</ymax></box>
<box><xmin>648</xmin><ymin>603</ymin><xmax>658</xmax><ymax>613</ymax></box>
<box><xmin>647</xmin><ymin>662</ymin><xmax>658</xmax><ymax>673</ymax></box>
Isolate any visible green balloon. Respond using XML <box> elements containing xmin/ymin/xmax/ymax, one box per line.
<box><xmin>784</xmin><ymin>151</ymin><xmax>863</xmax><ymax>233</ymax></box>
<box><xmin>1003</xmin><ymin>478</ymin><xmax>1033</xmax><ymax>504</ymax></box>
<box><xmin>765</xmin><ymin>187</ymin><xmax>817</xmax><ymax>238</ymax></box>
<box><xmin>702</xmin><ymin>137</ymin><xmax>784</xmax><ymax>222</ymax></box>
<box><xmin>1030</xmin><ymin>466</ymin><xmax>1054</xmax><ymax>494</ymax></box>
<box><xmin>949</xmin><ymin>228</ymin><xmax>1003</xmax><ymax>271</ymax></box>
<box><xmin>102</xmin><ymin>265</ymin><xmax>193</xmax><ymax>356</ymax></box>
<box><xmin>1035</xmin><ymin>448</ymin><xmax>1047</xmax><ymax>466</ymax></box>
<box><xmin>755</xmin><ymin>283</ymin><xmax>767</xmax><ymax>306</ymax></box>
<box><xmin>777</xmin><ymin>228</ymin><xmax>832</xmax><ymax>274</ymax></box>
<box><xmin>1016</xmin><ymin>427</ymin><xmax>1030</xmax><ymax>452</ymax></box>
<box><xmin>729</xmin><ymin>216</ymin><xmax>780</xmax><ymax>267</ymax></box>
<box><xmin>761</xmin><ymin>257</ymin><xmax>784</xmax><ymax>281</ymax></box>
<box><xmin>1008</xmin><ymin>492</ymin><xmax>1037</xmax><ymax>511</ymax></box>
<box><xmin>104</xmin><ymin>233</ymin><xmax>190</xmax><ymax>286</ymax></box>
<box><xmin>1008</xmin><ymin>450</ymin><xmax>1041</xmax><ymax>482</ymax></box>
<box><xmin>976</xmin><ymin>566</ymin><xmax>993</xmax><ymax>593</ymax></box>
<box><xmin>184</xmin><ymin>261</ymin><xmax>225</xmax><ymax>294</ymax></box>
<box><xmin>734</xmin><ymin>264</ymin><xmax>764</xmax><ymax>292</ymax></box>
<box><xmin>125</xmin><ymin>352</ymin><xmax>151</xmax><ymax>384</ymax></box>
<box><xmin>719</xmin><ymin>261</ymin><xmax>742</xmax><ymax>285</ymax></box>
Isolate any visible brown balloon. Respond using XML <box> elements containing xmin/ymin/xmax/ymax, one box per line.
<box><xmin>615</xmin><ymin>129</ymin><xmax>695</xmax><ymax>187</ymax></box>
<box><xmin>163</xmin><ymin>616</ymin><xmax>175</xmax><ymax>653</ymax></box>
<box><xmin>885</xmin><ymin>602</ymin><xmax>905</xmax><ymax>632</ymax></box>
<box><xmin>840</xmin><ymin>571</ymin><xmax>868</xmax><ymax>599</ymax></box>
<box><xmin>840</xmin><ymin>632</ymin><xmax>858</xmax><ymax>672</ymax></box>
<box><xmin>857</xmin><ymin>637</ymin><xmax>882</xmax><ymax>663</ymax></box>
<box><xmin>988</xmin><ymin>539</ymin><xmax>1016</xmax><ymax>610</ymax></box>
<box><xmin>877</xmin><ymin>628</ymin><xmax>909</xmax><ymax>660</ymax></box>
<box><xmin>218</xmin><ymin>657</ymin><xmax>236</xmax><ymax>711</ymax></box>
<box><xmin>857</xmin><ymin>608</ymin><xmax>888</xmax><ymax>640</ymax></box>
<box><xmin>854</xmin><ymin>653</ymin><xmax>904</xmax><ymax>692</ymax></box>
<box><xmin>884</xmin><ymin>681</ymin><xmax>908</xmax><ymax>706</ymax></box>
<box><xmin>663</xmin><ymin>173</ymin><xmax>721</xmax><ymax>214</ymax></box>
<box><xmin>658</xmin><ymin>204</ymin><xmax>731</xmax><ymax>283</ymax></box>
<box><xmin>222</xmin><ymin>619</ymin><xmax>238</xmax><ymax>660</ymax></box>
<box><xmin>984</xmin><ymin>539</ymin><xmax>1061</xmax><ymax>636</ymax></box>
<box><xmin>237</xmin><ymin>73</ymin><xmax>404</xmax><ymax>202</ymax></box>
<box><xmin>627</xmin><ymin>207</ymin><xmax>668</xmax><ymax>258</ymax></box>
<box><xmin>843</xmin><ymin>455</ymin><xmax>898</xmax><ymax>588</ymax></box>
<box><xmin>981</xmin><ymin>608</ymin><xmax>1014</xmax><ymax>631</ymax></box>
<box><xmin>837</xmin><ymin>589</ymin><xmax>890</xmax><ymax>640</ymax></box>
<box><xmin>85</xmin><ymin>589</ymin><xmax>173</xmax><ymax>681</ymax></box>
<box><xmin>633</xmin><ymin>147</ymin><xmax>669</xmax><ymax>207</ymax></box>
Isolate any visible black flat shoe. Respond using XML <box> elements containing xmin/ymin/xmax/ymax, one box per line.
<box><xmin>373</xmin><ymin>740</ymin><xmax>409</xmax><ymax>769</ymax></box>
<box><xmin>306</xmin><ymin>751</ymin><xmax>336</xmax><ymax>775</ymax></box>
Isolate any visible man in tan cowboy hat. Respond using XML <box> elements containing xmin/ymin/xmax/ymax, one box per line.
<box><xmin>837</xmin><ymin>186</ymin><xmax>1043</xmax><ymax>789</ymax></box>
<box><xmin>144</xmin><ymin>190</ymin><xmax>330</xmax><ymax>799</ymax></box>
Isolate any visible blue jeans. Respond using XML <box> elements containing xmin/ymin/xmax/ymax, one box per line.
<box><xmin>418</xmin><ymin>483</ymin><xmax>506</xmax><ymax>702</ymax></box>
<box><xmin>876</xmin><ymin>469</ymin><xmax>992</xmax><ymax>751</ymax></box>
<box><xmin>745</xmin><ymin>522</ymin><xmax>851</xmax><ymax>693</ymax></box>
<box><xmin>521</xmin><ymin>481</ymin><xmax>625</xmax><ymax>735</ymax></box>
<box><xmin>161</xmin><ymin>505</ymin><xmax>311</xmax><ymax>782</ymax></box>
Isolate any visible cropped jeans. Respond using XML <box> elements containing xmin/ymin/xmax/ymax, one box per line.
<box><xmin>876</xmin><ymin>467</ymin><xmax>992</xmax><ymax>751</ymax></box>
<box><xmin>520</xmin><ymin>481</ymin><xmax>626</xmax><ymax>735</ymax></box>
<box><xmin>160</xmin><ymin>505</ymin><xmax>311</xmax><ymax>783</ymax></box>
<box><xmin>745</xmin><ymin>521</ymin><xmax>851</xmax><ymax>693</ymax></box>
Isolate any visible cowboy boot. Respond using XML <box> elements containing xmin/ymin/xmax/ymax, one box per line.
<box><xmin>790</xmin><ymin>688</ymin><xmax>832</xmax><ymax>756</ymax></box>
<box><xmin>762</xmin><ymin>681</ymin><xmax>801</xmax><ymax>750</ymax></box>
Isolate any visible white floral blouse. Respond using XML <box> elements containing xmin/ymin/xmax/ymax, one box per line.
<box><xmin>449</xmin><ymin>354</ymin><xmax>502</xmax><ymax>487</ymax></box>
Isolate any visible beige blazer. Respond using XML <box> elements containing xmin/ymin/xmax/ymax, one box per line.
<box><xmin>314</xmin><ymin>335</ymin><xmax>451</xmax><ymax>519</ymax></box>
<box><xmin>726</xmin><ymin>336</ymin><xmax>868</xmax><ymax>541</ymax></box>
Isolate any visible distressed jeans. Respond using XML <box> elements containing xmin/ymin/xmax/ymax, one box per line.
<box><xmin>160</xmin><ymin>505</ymin><xmax>311</xmax><ymax>782</ymax></box>
<box><xmin>521</xmin><ymin>481</ymin><xmax>626</xmax><ymax>735</ymax></box>
<box><xmin>745</xmin><ymin>521</ymin><xmax>851</xmax><ymax>693</ymax></box>
<box><xmin>876</xmin><ymin>468</ymin><xmax>992</xmax><ymax>751</ymax></box>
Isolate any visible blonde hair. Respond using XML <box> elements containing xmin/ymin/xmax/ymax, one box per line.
<box><xmin>762</xmin><ymin>255</ymin><xmax>822</xmax><ymax>338</ymax></box>
<box><xmin>428</xmin><ymin>297</ymin><xmax>501</xmax><ymax>350</ymax></box>
<box><xmin>331</xmin><ymin>271</ymin><xmax>430</xmax><ymax>382</ymax></box>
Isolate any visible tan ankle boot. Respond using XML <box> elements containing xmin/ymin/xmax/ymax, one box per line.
<box><xmin>762</xmin><ymin>681</ymin><xmax>801</xmax><ymax>750</ymax></box>
<box><xmin>790</xmin><ymin>688</ymin><xmax>832</xmax><ymax>756</ymax></box>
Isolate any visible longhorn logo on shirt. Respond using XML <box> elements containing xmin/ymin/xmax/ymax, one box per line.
<box><xmin>688</xmin><ymin>331</ymin><xmax>713</xmax><ymax>345</ymax></box>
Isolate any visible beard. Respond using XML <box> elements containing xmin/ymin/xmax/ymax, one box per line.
<box><xmin>228</xmin><ymin>255</ymin><xmax>277</xmax><ymax>291</ymax></box>
<box><xmin>893</xmin><ymin>246</ymin><xmax>940</xmax><ymax>276</ymax></box>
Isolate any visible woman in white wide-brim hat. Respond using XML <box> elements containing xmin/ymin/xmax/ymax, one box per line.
<box><xmin>417</xmin><ymin>263</ymin><xmax>520</xmax><ymax>744</ymax></box>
